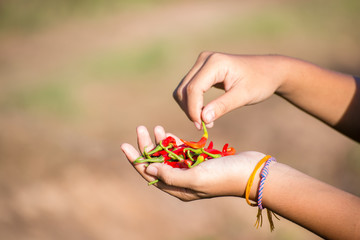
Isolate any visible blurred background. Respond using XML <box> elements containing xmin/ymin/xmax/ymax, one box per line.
<box><xmin>0</xmin><ymin>0</ymin><xmax>359</xmax><ymax>239</ymax></box>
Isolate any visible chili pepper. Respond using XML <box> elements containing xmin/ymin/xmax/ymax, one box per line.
<box><xmin>148</xmin><ymin>179</ymin><xmax>159</xmax><ymax>185</ymax></box>
<box><xmin>189</xmin><ymin>154</ymin><xmax>206</xmax><ymax>168</ymax></box>
<box><xmin>160</xmin><ymin>142</ymin><xmax>184</xmax><ymax>161</ymax></box>
<box><xmin>183</xmin><ymin>147</ymin><xmax>203</xmax><ymax>155</ymax></box>
<box><xmin>133</xmin><ymin>155</ymin><xmax>165</xmax><ymax>164</ymax></box>
<box><xmin>201</xmin><ymin>149</ymin><xmax>222</xmax><ymax>159</ymax></box>
<box><xmin>146</xmin><ymin>136</ymin><xmax>177</xmax><ymax>157</ymax></box>
<box><xmin>222</xmin><ymin>143</ymin><xmax>236</xmax><ymax>156</ymax></box>
<box><xmin>223</xmin><ymin>147</ymin><xmax>236</xmax><ymax>156</ymax></box>
<box><xmin>171</xmin><ymin>146</ymin><xmax>187</xmax><ymax>158</ymax></box>
<box><xmin>132</xmin><ymin>122</ymin><xmax>236</xmax><ymax>172</ymax></box>
<box><xmin>165</xmin><ymin>161</ymin><xmax>188</xmax><ymax>168</ymax></box>
<box><xmin>204</xmin><ymin>148</ymin><xmax>222</xmax><ymax>154</ymax></box>
<box><xmin>162</xmin><ymin>136</ymin><xmax>177</xmax><ymax>147</ymax></box>
<box><xmin>180</xmin><ymin>121</ymin><xmax>208</xmax><ymax>149</ymax></box>
<box><xmin>202</xmin><ymin>144</ymin><xmax>236</xmax><ymax>158</ymax></box>
<box><xmin>184</xmin><ymin>159</ymin><xmax>193</xmax><ymax>168</ymax></box>
<box><xmin>151</xmin><ymin>149</ymin><xmax>168</xmax><ymax>157</ymax></box>
<box><xmin>222</xmin><ymin>143</ymin><xmax>229</xmax><ymax>153</ymax></box>
<box><xmin>186</xmin><ymin>149</ymin><xmax>195</xmax><ymax>162</ymax></box>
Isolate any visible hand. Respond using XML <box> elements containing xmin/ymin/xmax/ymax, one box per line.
<box><xmin>121</xmin><ymin>125</ymin><xmax>266</xmax><ymax>201</ymax></box>
<box><xmin>173</xmin><ymin>52</ymin><xmax>288</xmax><ymax>128</ymax></box>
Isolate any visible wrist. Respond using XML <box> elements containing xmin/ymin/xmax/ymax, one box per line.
<box><xmin>233</xmin><ymin>152</ymin><xmax>267</xmax><ymax>200</ymax></box>
<box><xmin>244</xmin><ymin>155</ymin><xmax>272</xmax><ymax>204</ymax></box>
<box><xmin>273</xmin><ymin>55</ymin><xmax>298</xmax><ymax>97</ymax></box>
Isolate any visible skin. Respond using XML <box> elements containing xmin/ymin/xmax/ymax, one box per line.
<box><xmin>121</xmin><ymin>53</ymin><xmax>360</xmax><ymax>239</ymax></box>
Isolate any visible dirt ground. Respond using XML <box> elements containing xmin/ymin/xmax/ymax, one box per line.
<box><xmin>0</xmin><ymin>0</ymin><xmax>359</xmax><ymax>239</ymax></box>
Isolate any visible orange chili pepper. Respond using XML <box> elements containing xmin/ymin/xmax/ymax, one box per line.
<box><xmin>180</xmin><ymin>121</ymin><xmax>208</xmax><ymax>149</ymax></box>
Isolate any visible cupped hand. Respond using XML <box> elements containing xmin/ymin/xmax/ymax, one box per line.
<box><xmin>121</xmin><ymin>125</ymin><xmax>266</xmax><ymax>201</ymax></box>
<box><xmin>173</xmin><ymin>52</ymin><xmax>288</xmax><ymax>129</ymax></box>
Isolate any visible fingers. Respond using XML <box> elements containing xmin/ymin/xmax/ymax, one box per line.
<box><xmin>202</xmin><ymin>85</ymin><xmax>246</xmax><ymax>124</ymax></box>
<box><xmin>121</xmin><ymin>142</ymin><xmax>197</xmax><ymax>200</ymax></box>
<box><xmin>164</xmin><ymin>132</ymin><xmax>182</xmax><ymax>145</ymax></box>
<box><xmin>146</xmin><ymin>163</ymin><xmax>199</xmax><ymax>190</ymax></box>
<box><xmin>155</xmin><ymin>181</ymin><xmax>200</xmax><ymax>202</ymax></box>
<box><xmin>173</xmin><ymin>51</ymin><xmax>214</xmax><ymax>128</ymax></box>
<box><xmin>154</xmin><ymin>125</ymin><xmax>166</xmax><ymax>144</ymax></box>
<box><xmin>137</xmin><ymin>125</ymin><xmax>155</xmax><ymax>153</ymax></box>
<box><xmin>174</xmin><ymin>52</ymin><xmax>237</xmax><ymax>128</ymax></box>
<box><xmin>174</xmin><ymin>52</ymin><xmax>214</xmax><ymax>105</ymax></box>
<box><xmin>120</xmin><ymin>143</ymin><xmax>157</xmax><ymax>183</ymax></box>
<box><xmin>185</xmin><ymin>53</ymin><xmax>233</xmax><ymax>126</ymax></box>
<box><xmin>122</xmin><ymin>125</ymin><xmax>159</xmax><ymax>184</ymax></box>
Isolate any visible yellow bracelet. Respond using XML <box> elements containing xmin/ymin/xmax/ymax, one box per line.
<box><xmin>245</xmin><ymin>155</ymin><xmax>271</xmax><ymax>207</ymax></box>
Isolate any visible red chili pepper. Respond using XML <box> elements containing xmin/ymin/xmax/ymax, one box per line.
<box><xmin>152</xmin><ymin>149</ymin><xmax>167</xmax><ymax>157</ymax></box>
<box><xmin>222</xmin><ymin>143</ymin><xmax>236</xmax><ymax>156</ymax></box>
<box><xmin>184</xmin><ymin>159</ymin><xmax>193</xmax><ymax>168</ymax></box>
<box><xmin>201</xmin><ymin>148</ymin><xmax>221</xmax><ymax>159</ymax></box>
<box><xmin>133</xmin><ymin>121</ymin><xmax>236</xmax><ymax>171</ymax></box>
<box><xmin>162</xmin><ymin>136</ymin><xmax>177</xmax><ymax>147</ymax></box>
<box><xmin>202</xmin><ymin>143</ymin><xmax>236</xmax><ymax>158</ymax></box>
<box><xmin>222</xmin><ymin>143</ymin><xmax>229</xmax><ymax>152</ymax></box>
<box><xmin>204</xmin><ymin>148</ymin><xmax>222</xmax><ymax>155</ymax></box>
<box><xmin>207</xmin><ymin>141</ymin><xmax>214</xmax><ymax>149</ymax></box>
<box><xmin>180</xmin><ymin>121</ymin><xmax>208</xmax><ymax>149</ymax></box>
<box><xmin>146</xmin><ymin>136</ymin><xmax>176</xmax><ymax>156</ymax></box>
<box><xmin>223</xmin><ymin>147</ymin><xmax>236</xmax><ymax>156</ymax></box>
<box><xmin>172</xmin><ymin>146</ymin><xmax>186</xmax><ymax>155</ymax></box>
<box><xmin>164</xmin><ymin>161</ymin><xmax>188</xmax><ymax>169</ymax></box>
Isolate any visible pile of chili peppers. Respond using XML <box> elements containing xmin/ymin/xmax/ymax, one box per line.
<box><xmin>134</xmin><ymin>122</ymin><xmax>236</xmax><ymax>182</ymax></box>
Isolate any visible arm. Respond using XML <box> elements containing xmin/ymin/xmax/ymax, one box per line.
<box><xmin>121</xmin><ymin>127</ymin><xmax>360</xmax><ymax>239</ymax></box>
<box><xmin>262</xmin><ymin>162</ymin><xmax>360</xmax><ymax>240</ymax></box>
<box><xmin>276</xmin><ymin>58</ymin><xmax>360</xmax><ymax>141</ymax></box>
<box><xmin>173</xmin><ymin>53</ymin><xmax>360</xmax><ymax>141</ymax></box>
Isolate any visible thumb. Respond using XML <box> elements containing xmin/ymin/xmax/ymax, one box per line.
<box><xmin>145</xmin><ymin>163</ymin><xmax>194</xmax><ymax>188</ymax></box>
<box><xmin>202</xmin><ymin>88</ymin><xmax>245</xmax><ymax>124</ymax></box>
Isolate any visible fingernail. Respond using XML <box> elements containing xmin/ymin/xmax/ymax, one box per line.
<box><xmin>206</xmin><ymin>122</ymin><xmax>214</xmax><ymax>128</ymax></box>
<box><xmin>204</xmin><ymin>109</ymin><xmax>215</xmax><ymax>123</ymax></box>
<box><xmin>194</xmin><ymin>122</ymin><xmax>201</xmax><ymax>129</ymax></box>
<box><xmin>146</xmin><ymin>165</ymin><xmax>158</xmax><ymax>176</ymax></box>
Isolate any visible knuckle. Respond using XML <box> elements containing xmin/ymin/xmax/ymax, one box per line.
<box><xmin>198</xmin><ymin>51</ymin><xmax>213</xmax><ymax>60</ymax></box>
<box><xmin>206</xmin><ymin>52</ymin><xmax>224</xmax><ymax>63</ymax></box>
<box><xmin>186</xmin><ymin>81</ymin><xmax>197</xmax><ymax>95</ymax></box>
<box><xmin>173</xmin><ymin>75</ymin><xmax>187</xmax><ymax>102</ymax></box>
<box><xmin>172</xmin><ymin>87</ymin><xmax>181</xmax><ymax>102</ymax></box>
<box><xmin>214</xmin><ymin>100</ymin><xmax>228</xmax><ymax>115</ymax></box>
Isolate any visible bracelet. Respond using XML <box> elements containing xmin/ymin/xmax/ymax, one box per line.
<box><xmin>245</xmin><ymin>155</ymin><xmax>279</xmax><ymax>231</ymax></box>
<box><xmin>245</xmin><ymin>155</ymin><xmax>271</xmax><ymax>206</ymax></box>
<box><xmin>257</xmin><ymin>156</ymin><xmax>276</xmax><ymax>210</ymax></box>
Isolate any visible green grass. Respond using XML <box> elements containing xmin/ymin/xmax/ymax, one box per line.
<box><xmin>0</xmin><ymin>0</ymin><xmax>173</xmax><ymax>33</ymax></box>
<box><xmin>204</xmin><ymin>0</ymin><xmax>360</xmax><ymax>45</ymax></box>
<box><xmin>0</xmin><ymin>81</ymin><xmax>77</xmax><ymax>117</ymax></box>
<box><xmin>0</xmin><ymin>40</ymin><xmax>176</xmax><ymax>117</ymax></box>
<box><xmin>86</xmin><ymin>40</ymin><xmax>174</xmax><ymax>81</ymax></box>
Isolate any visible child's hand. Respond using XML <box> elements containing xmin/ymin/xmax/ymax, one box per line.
<box><xmin>121</xmin><ymin>125</ymin><xmax>265</xmax><ymax>201</ymax></box>
<box><xmin>173</xmin><ymin>52</ymin><xmax>287</xmax><ymax>129</ymax></box>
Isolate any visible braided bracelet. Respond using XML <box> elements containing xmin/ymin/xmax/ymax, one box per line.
<box><xmin>257</xmin><ymin>156</ymin><xmax>276</xmax><ymax>210</ymax></box>
<box><xmin>245</xmin><ymin>155</ymin><xmax>279</xmax><ymax>231</ymax></box>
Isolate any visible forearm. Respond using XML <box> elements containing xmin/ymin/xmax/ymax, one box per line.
<box><xmin>276</xmin><ymin>57</ymin><xmax>359</xmax><ymax>140</ymax></box>
<box><xmin>255</xmin><ymin>162</ymin><xmax>360</xmax><ymax>239</ymax></box>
